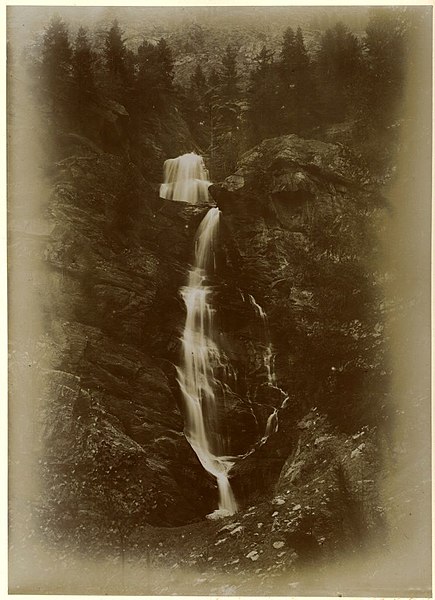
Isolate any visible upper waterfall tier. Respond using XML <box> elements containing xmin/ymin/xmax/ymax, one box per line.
<box><xmin>160</xmin><ymin>152</ymin><xmax>211</xmax><ymax>204</ymax></box>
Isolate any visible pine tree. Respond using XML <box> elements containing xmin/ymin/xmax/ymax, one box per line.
<box><xmin>315</xmin><ymin>22</ymin><xmax>362</xmax><ymax>123</ymax></box>
<box><xmin>280</xmin><ymin>27</ymin><xmax>297</xmax><ymax>69</ymax></box>
<box><xmin>278</xmin><ymin>27</ymin><xmax>297</xmax><ymax>132</ymax></box>
<box><xmin>156</xmin><ymin>38</ymin><xmax>174</xmax><ymax>95</ymax></box>
<box><xmin>105</xmin><ymin>20</ymin><xmax>125</xmax><ymax>78</ymax></box>
<box><xmin>363</xmin><ymin>8</ymin><xmax>408</xmax><ymax>128</ymax></box>
<box><xmin>135</xmin><ymin>37</ymin><xmax>174</xmax><ymax>112</ymax></box>
<box><xmin>214</xmin><ymin>44</ymin><xmax>242</xmax><ymax>134</ymax></box>
<box><xmin>191</xmin><ymin>64</ymin><xmax>207</xmax><ymax>93</ymax></box>
<box><xmin>293</xmin><ymin>27</ymin><xmax>315</xmax><ymax>132</ymax></box>
<box><xmin>220</xmin><ymin>44</ymin><xmax>240</xmax><ymax>102</ymax></box>
<box><xmin>136</xmin><ymin>40</ymin><xmax>160</xmax><ymax>109</ymax></box>
<box><xmin>41</xmin><ymin>16</ymin><xmax>72</xmax><ymax>120</ymax></box>
<box><xmin>207</xmin><ymin>67</ymin><xmax>221</xmax><ymax>92</ymax></box>
<box><xmin>247</xmin><ymin>46</ymin><xmax>281</xmax><ymax>143</ymax></box>
<box><xmin>189</xmin><ymin>63</ymin><xmax>207</xmax><ymax>118</ymax></box>
<box><xmin>278</xmin><ymin>26</ymin><xmax>316</xmax><ymax>133</ymax></box>
<box><xmin>181</xmin><ymin>64</ymin><xmax>209</xmax><ymax>148</ymax></box>
<box><xmin>71</xmin><ymin>27</ymin><xmax>96</xmax><ymax>127</ymax></box>
<box><xmin>103</xmin><ymin>20</ymin><xmax>133</xmax><ymax>102</ymax></box>
<box><xmin>210</xmin><ymin>44</ymin><xmax>244</xmax><ymax>178</ymax></box>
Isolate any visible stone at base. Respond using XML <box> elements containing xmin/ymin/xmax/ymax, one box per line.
<box><xmin>206</xmin><ymin>508</ymin><xmax>234</xmax><ymax>520</ymax></box>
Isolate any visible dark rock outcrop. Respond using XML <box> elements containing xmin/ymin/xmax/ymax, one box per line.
<box><xmin>208</xmin><ymin>134</ymin><xmax>387</xmax><ymax>504</ymax></box>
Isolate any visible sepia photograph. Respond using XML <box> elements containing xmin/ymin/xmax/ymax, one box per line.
<box><xmin>7</xmin><ymin>1</ymin><xmax>432</xmax><ymax>596</ymax></box>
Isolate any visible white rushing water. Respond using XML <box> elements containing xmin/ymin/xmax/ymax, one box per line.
<box><xmin>260</xmin><ymin>407</ymin><xmax>279</xmax><ymax>444</ymax></box>
<box><xmin>248</xmin><ymin>294</ymin><xmax>276</xmax><ymax>385</ymax></box>
<box><xmin>166</xmin><ymin>155</ymin><xmax>290</xmax><ymax>516</ymax></box>
<box><xmin>160</xmin><ymin>152</ymin><xmax>211</xmax><ymax>204</ymax></box>
<box><xmin>177</xmin><ymin>207</ymin><xmax>238</xmax><ymax>517</ymax></box>
<box><xmin>247</xmin><ymin>293</ymin><xmax>291</xmax><ymax>448</ymax></box>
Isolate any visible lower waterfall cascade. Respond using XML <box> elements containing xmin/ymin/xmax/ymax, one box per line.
<box><xmin>176</xmin><ymin>206</ymin><xmax>238</xmax><ymax>517</ymax></box>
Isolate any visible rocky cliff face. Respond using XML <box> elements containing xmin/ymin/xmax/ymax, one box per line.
<box><xmin>207</xmin><ymin>135</ymin><xmax>388</xmax><ymax>502</ymax></box>
<box><xmin>11</xmin><ymin>130</ymin><xmax>390</xmax><ymax>583</ymax></box>
<box><xmin>28</xmin><ymin>141</ymin><xmax>222</xmax><ymax>530</ymax></box>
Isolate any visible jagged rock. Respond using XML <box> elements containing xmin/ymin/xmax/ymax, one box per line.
<box><xmin>206</xmin><ymin>133</ymin><xmax>386</xmax><ymax>507</ymax></box>
<box><xmin>275</xmin><ymin>410</ymin><xmax>385</xmax><ymax>551</ymax></box>
<box><xmin>210</xmin><ymin>133</ymin><xmax>371</xmax><ymax>231</ymax></box>
<box><xmin>57</xmin><ymin>133</ymin><xmax>104</xmax><ymax>157</ymax></box>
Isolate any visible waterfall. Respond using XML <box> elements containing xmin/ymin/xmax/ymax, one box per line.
<box><xmin>165</xmin><ymin>154</ymin><xmax>290</xmax><ymax>517</ymax></box>
<box><xmin>248</xmin><ymin>294</ymin><xmax>276</xmax><ymax>385</ymax></box>
<box><xmin>160</xmin><ymin>152</ymin><xmax>211</xmax><ymax>204</ymax></box>
<box><xmin>260</xmin><ymin>408</ymin><xmax>279</xmax><ymax>444</ymax></box>
<box><xmin>247</xmin><ymin>293</ymin><xmax>291</xmax><ymax>447</ymax></box>
<box><xmin>176</xmin><ymin>207</ymin><xmax>238</xmax><ymax>517</ymax></box>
